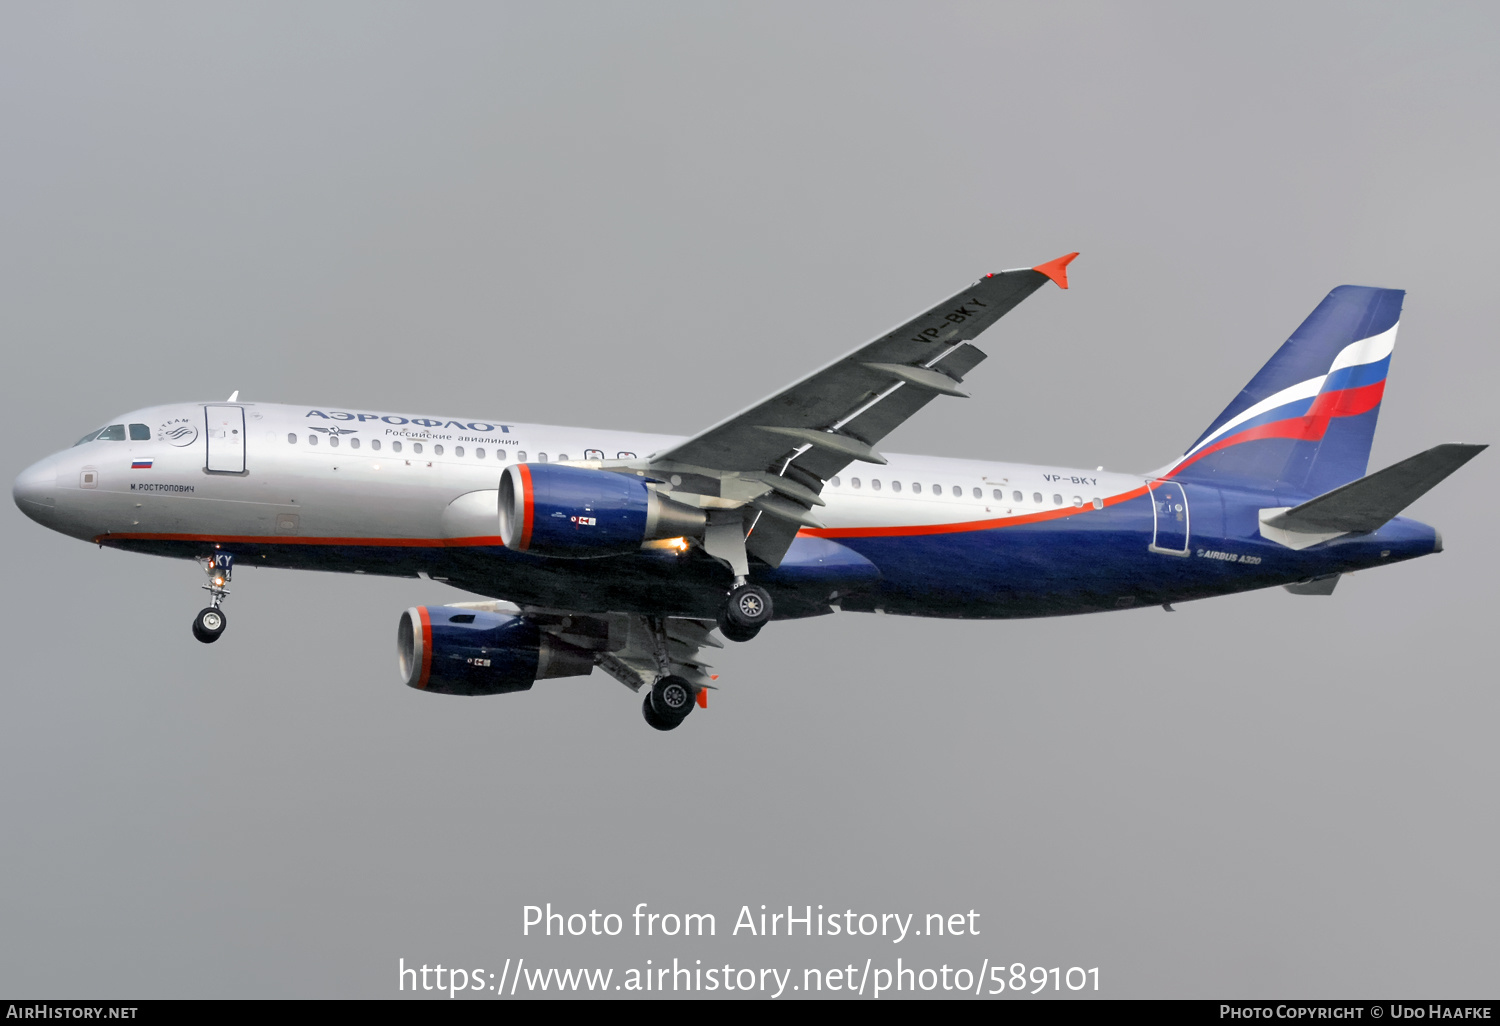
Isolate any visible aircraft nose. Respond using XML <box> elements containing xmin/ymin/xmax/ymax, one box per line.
<box><xmin>13</xmin><ymin>459</ymin><xmax>59</xmax><ymax>526</ymax></box>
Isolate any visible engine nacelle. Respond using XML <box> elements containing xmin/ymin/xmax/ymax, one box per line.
<box><xmin>397</xmin><ymin>606</ymin><xmax>595</xmax><ymax>695</ymax></box>
<box><xmin>498</xmin><ymin>463</ymin><xmax>704</xmax><ymax>558</ymax></box>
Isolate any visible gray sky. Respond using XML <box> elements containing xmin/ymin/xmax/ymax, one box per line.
<box><xmin>1</xmin><ymin>2</ymin><xmax>1496</xmax><ymax>999</ymax></box>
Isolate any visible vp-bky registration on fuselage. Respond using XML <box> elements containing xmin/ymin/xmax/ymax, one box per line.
<box><xmin>13</xmin><ymin>255</ymin><xmax>1484</xmax><ymax>731</ymax></box>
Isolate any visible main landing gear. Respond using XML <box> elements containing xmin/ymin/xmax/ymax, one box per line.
<box><xmin>642</xmin><ymin>674</ymin><xmax>698</xmax><ymax>731</ymax></box>
<box><xmin>718</xmin><ymin>581</ymin><xmax>772</xmax><ymax>643</ymax></box>
<box><xmin>192</xmin><ymin>552</ymin><xmax>234</xmax><ymax>644</ymax></box>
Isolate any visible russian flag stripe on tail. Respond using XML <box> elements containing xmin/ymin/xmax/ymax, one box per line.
<box><xmin>1168</xmin><ymin>285</ymin><xmax>1403</xmax><ymax>497</ymax></box>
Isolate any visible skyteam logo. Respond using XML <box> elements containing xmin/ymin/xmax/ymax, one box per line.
<box><xmin>158</xmin><ymin>417</ymin><xmax>198</xmax><ymax>447</ymax></box>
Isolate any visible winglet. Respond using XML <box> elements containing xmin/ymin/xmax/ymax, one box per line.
<box><xmin>1032</xmin><ymin>252</ymin><xmax>1079</xmax><ymax>289</ymax></box>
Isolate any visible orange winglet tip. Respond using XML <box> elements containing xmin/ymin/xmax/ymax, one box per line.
<box><xmin>1032</xmin><ymin>252</ymin><xmax>1079</xmax><ymax>289</ymax></box>
<box><xmin>696</xmin><ymin>689</ymin><xmax>708</xmax><ymax>709</ymax></box>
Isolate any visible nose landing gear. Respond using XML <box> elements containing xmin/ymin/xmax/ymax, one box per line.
<box><xmin>192</xmin><ymin>606</ymin><xmax>227</xmax><ymax>643</ymax></box>
<box><xmin>193</xmin><ymin>552</ymin><xmax>233</xmax><ymax>644</ymax></box>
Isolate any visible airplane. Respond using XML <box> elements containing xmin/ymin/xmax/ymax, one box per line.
<box><xmin>12</xmin><ymin>254</ymin><xmax>1485</xmax><ymax>731</ymax></box>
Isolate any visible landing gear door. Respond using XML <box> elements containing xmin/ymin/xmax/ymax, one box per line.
<box><xmin>205</xmin><ymin>405</ymin><xmax>246</xmax><ymax>473</ymax></box>
<box><xmin>1148</xmin><ymin>480</ymin><xmax>1189</xmax><ymax>556</ymax></box>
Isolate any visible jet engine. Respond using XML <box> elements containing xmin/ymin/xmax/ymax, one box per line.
<box><xmin>498</xmin><ymin>463</ymin><xmax>704</xmax><ymax>557</ymax></box>
<box><xmin>397</xmin><ymin>606</ymin><xmax>595</xmax><ymax>695</ymax></box>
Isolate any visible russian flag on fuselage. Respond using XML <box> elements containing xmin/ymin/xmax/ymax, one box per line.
<box><xmin>1169</xmin><ymin>285</ymin><xmax>1403</xmax><ymax>497</ymax></box>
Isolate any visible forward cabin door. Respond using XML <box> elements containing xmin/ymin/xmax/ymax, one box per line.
<box><xmin>1148</xmin><ymin>480</ymin><xmax>1189</xmax><ymax>555</ymax></box>
<box><xmin>204</xmin><ymin>405</ymin><xmax>246</xmax><ymax>473</ymax></box>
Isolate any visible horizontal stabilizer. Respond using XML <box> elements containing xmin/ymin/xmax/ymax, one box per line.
<box><xmin>1266</xmin><ymin>443</ymin><xmax>1486</xmax><ymax>534</ymax></box>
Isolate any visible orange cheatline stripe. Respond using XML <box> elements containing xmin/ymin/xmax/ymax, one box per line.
<box><xmin>96</xmin><ymin>531</ymin><xmax>507</xmax><ymax>547</ymax></box>
<box><xmin>800</xmin><ymin>485</ymin><xmax>1149</xmax><ymax>539</ymax></box>
<box><xmin>97</xmin><ymin>487</ymin><xmax>1153</xmax><ymax>547</ymax></box>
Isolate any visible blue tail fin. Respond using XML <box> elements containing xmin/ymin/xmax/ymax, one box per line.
<box><xmin>1167</xmin><ymin>285</ymin><xmax>1403</xmax><ymax>497</ymax></box>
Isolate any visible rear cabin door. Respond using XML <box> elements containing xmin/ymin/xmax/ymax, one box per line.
<box><xmin>1148</xmin><ymin>480</ymin><xmax>1190</xmax><ymax>556</ymax></box>
<box><xmin>204</xmin><ymin>405</ymin><xmax>246</xmax><ymax>473</ymax></box>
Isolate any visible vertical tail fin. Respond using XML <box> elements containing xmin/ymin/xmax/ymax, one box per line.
<box><xmin>1168</xmin><ymin>285</ymin><xmax>1403</xmax><ymax>496</ymax></box>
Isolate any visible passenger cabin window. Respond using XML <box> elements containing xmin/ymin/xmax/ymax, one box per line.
<box><xmin>992</xmin><ymin>489</ymin><xmax>1002</xmax><ymax>500</ymax></box>
<box><xmin>1092</xmin><ymin>497</ymin><xmax>1104</xmax><ymax>510</ymax></box>
<box><xmin>830</xmin><ymin>476</ymin><xmax>841</xmax><ymax>487</ymax></box>
<box><xmin>413</xmin><ymin>443</ymin><xmax>423</xmax><ymax>454</ymax></box>
<box><xmin>371</xmin><ymin>440</ymin><xmax>381</xmax><ymax>451</ymax></box>
<box><xmin>1014</xmin><ymin>490</ymin><xmax>1023</xmax><ymax>502</ymax></box>
<box><xmin>851</xmin><ymin>478</ymin><xmax>861</xmax><ymax>489</ymax></box>
<box><xmin>454</xmin><ymin>446</ymin><xmax>463</xmax><ymax>457</ymax></box>
<box><xmin>308</xmin><ymin>434</ymin><xmax>318</xmax><ymax>445</ymax></box>
<box><xmin>433</xmin><ymin>444</ymin><xmax>444</xmax><ymax>456</ymax></box>
<box><xmin>495</xmin><ymin>449</ymin><xmax>505</xmax><ymax>461</ymax></box>
<box><xmin>328</xmin><ymin>435</ymin><xmax>339</xmax><ymax>447</ymax></box>
<box><xmin>392</xmin><ymin>441</ymin><xmax>402</xmax><ymax>453</ymax></box>
<box><xmin>972</xmin><ymin>487</ymin><xmax>982</xmax><ymax>499</ymax></box>
<box><xmin>585</xmin><ymin>449</ymin><xmax>604</xmax><ymax>460</ymax></box>
<box><xmin>516</xmin><ymin>451</ymin><xmax>526</xmax><ymax>461</ymax></box>
<box><xmin>951</xmin><ymin>485</ymin><xmax>962</xmax><ymax>497</ymax></box>
<box><xmin>932</xmin><ymin>484</ymin><xmax>942</xmax><ymax>494</ymax></box>
<box><xmin>287</xmin><ymin>433</ymin><xmax>297</xmax><ymax>444</ymax></box>
<box><xmin>475</xmin><ymin>448</ymin><xmax>484</xmax><ymax>459</ymax></box>
<box><xmin>97</xmin><ymin>425</ymin><xmax>126</xmax><ymax>441</ymax></box>
<box><xmin>871</xmin><ymin>479</ymin><xmax>881</xmax><ymax>491</ymax></box>
<box><xmin>912</xmin><ymin>482</ymin><xmax>921</xmax><ymax>494</ymax></box>
<box><xmin>1033</xmin><ymin>492</ymin><xmax>1042</xmax><ymax>503</ymax></box>
<box><xmin>129</xmin><ymin>424</ymin><xmax>150</xmax><ymax>440</ymax></box>
<box><xmin>350</xmin><ymin>438</ymin><xmax>360</xmax><ymax>449</ymax></box>
<box><xmin>1072</xmin><ymin>496</ymin><xmax>1083</xmax><ymax>507</ymax></box>
<box><xmin>891</xmin><ymin>480</ymin><xmax>902</xmax><ymax>493</ymax></box>
<box><xmin>617</xmin><ymin>451</ymin><xmax>636</xmax><ymax>459</ymax></box>
<box><xmin>1053</xmin><ymin>494</ymin><xmax>1063</xmax><ymax>505</ymax></box>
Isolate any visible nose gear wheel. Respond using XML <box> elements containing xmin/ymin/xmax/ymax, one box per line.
<box><xmin>192</xmin><ymin>606</ymin><xmax>227</xmax><ymax>644</ymax></box>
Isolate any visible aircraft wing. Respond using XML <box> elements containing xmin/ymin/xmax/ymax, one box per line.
<box><xmin>646</xmin><ymin>254</ymin><xmax>1076</xmax><ymax>566</ymax></box>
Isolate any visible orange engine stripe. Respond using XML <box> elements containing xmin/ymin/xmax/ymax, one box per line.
<box><xmin>416</xmin><ymin>606</ymin><xmax>432</xmax><ymax>689</ymax></box>
<box><xmin>518</xmin><ymin>462</ymin><xmax>534</xmax><ymax>551</ymax></box>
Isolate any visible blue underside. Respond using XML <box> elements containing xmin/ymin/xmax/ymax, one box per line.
<box><xmin>105</xmin><ymin>488</ymin><xmax>1440</xmax><ymax>621</ymax></box>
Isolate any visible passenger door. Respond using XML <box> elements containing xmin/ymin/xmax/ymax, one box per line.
<box><xmin>204</xmin><ymin>405</ymin><xmax>246</xmax><ymax>473</ymax></box>
<box><xmin>1148</xmin><ymin>480</ymin><xmax>1189</xmax><ymax>555</ymax></box>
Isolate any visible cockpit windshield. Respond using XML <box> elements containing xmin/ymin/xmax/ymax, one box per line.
<box><xmin>74</xmin><ymin>424</ymin><xmax>127</xmax><ymax>445</ymax></box>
